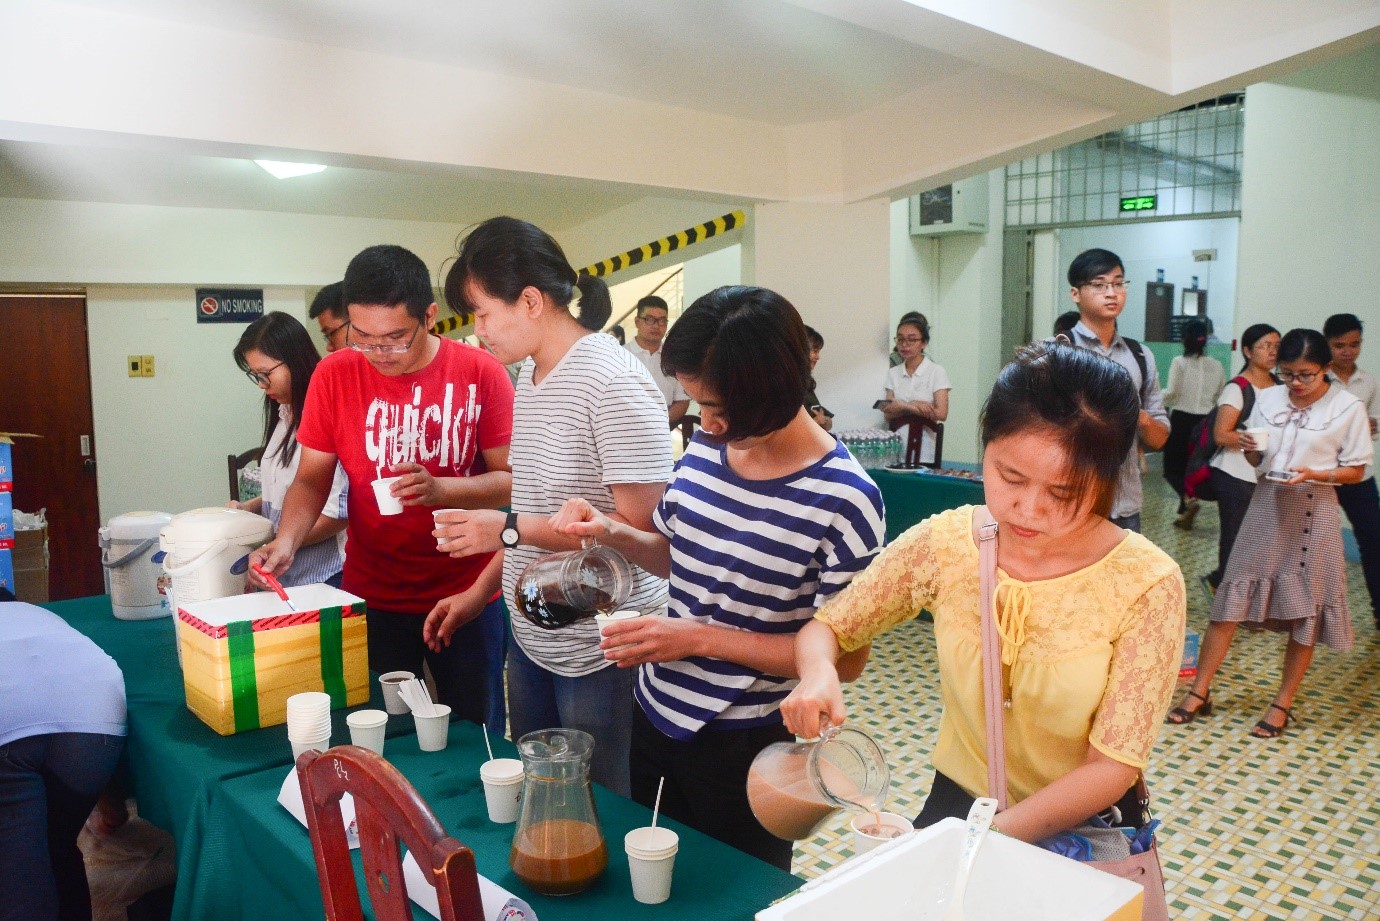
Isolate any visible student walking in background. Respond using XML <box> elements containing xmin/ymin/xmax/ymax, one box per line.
<box><xmin>1324</xmin><ymin>313</ymin><xmax>1380</xmax><ymax>631</ymax></box>
<box><xmin>1202</xmin><ymin>324</ymin><xmax>1280</xmax><ymax>596</ymax></box>
<box><xmin>1163</xmin><ymin>320</ymin><xmax>1225</xmax><ymax>530</ymax></box>
<box><xmin>1171</xmin><ymin>329</ymin><xmax>1370</xmax><ymax>737</ymax></box>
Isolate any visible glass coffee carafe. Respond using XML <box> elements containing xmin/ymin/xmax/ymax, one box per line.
<box><xmin>513</xmin><ymin>540</ymin><xmax>633</xmax><ymax>630</ymax></box>
<box><xmin>746</xmin><ymin>722</ymin><xmax>890</xmax><ymax>841</ymax></box>
<box><xmin>509</xmin><ymin>728</ymin><xmax>608</xmax><ymax>896</ymax></box>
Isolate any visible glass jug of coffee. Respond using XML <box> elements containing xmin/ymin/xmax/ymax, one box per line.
<box><xmin>510</xmin><ymin>728</ymin><xmax>608</xmax><ymax>896</ymax></box>
<box><xmin>746</xmin><ymin>723</ymin><xmax>890</xmax><ymax>840</ymax></box>
<box><xmin>513</xmin><ymin>540</ymin><xmax>633</xmax><ymax>630</ymax></box>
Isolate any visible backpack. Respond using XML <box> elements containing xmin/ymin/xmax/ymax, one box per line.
<box><xmin>1121</xmin><ymin>337</ymin><xmax>1150</xmax><ymax>400</ymax></box>
<box><xmin>1183</xmin><ymin>376</ymin><xmax>1254</xmax><ymax>501</ymax></box>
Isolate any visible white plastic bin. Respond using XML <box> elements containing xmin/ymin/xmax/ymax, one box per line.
<box><xmin>101</xmin><ymin>511</ymin><xmax>174</xmax><ymax>620</ymax></box>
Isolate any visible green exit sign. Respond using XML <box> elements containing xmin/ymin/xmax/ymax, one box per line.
<box><xmin>1120</xmin><ymin>195</ymin><xmax>1157</xmax><ymax>212</ymax></box>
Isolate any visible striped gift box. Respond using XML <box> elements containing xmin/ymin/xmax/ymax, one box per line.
<box><xmin>176</xmin><ymin>584</ymin><xmax>369</xmax><ymax>735</ymax></box>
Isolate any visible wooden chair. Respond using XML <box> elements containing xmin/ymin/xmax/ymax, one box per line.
<box><xmin>674</xmin><ymin>413</ymin><xmax>700</xmax><ymax>444</ymax></box>
<box><xmin>889</xmin><ymin>416</ymin><xmax>944</xmax><ymax>468</ymax></box>
<box><xmin>297</xmin><ymin>746</ymin><xmax>484</xmax><ymax>921</ymax></box>
<box><xmin>227</xmin><ymin>447</ymin><xmax>263</xmax><ymax>503</ymax></box>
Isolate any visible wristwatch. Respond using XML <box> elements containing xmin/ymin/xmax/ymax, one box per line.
<box><xmin>500</xmin><ymin>512</ymin><xmax>521</xmax><ymax>549</ymax></box>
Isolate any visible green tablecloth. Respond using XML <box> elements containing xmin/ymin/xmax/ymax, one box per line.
<box><xmin>198</xmin><ymin>721</ymin><xmax>802</xmax><ymax>921</ymax></box>
<box><xmin>870</xmin><ymin>468</ymin><xmax>984</xmax><ymax>542</ymax></box>
<box><xmin>42</xmin><ymin>596</ymin><xmax>402</xmax><ymax>920</ymax></box>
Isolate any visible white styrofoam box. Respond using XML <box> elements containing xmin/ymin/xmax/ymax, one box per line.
<box><xmin>756</xmin><ymin>817</ymin><xmax>1142</xmax><ymax>921</ymax></box>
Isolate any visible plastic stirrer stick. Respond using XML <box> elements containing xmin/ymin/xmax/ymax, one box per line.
<box><xmin>482</xmin><ymin>724</ymin><xmax>495</xmax><ymax>762</ymax></box>
<box><xmin>651</xmin><ymin>776</ymin><xmax>665</xmax><ymax>829</ymax></box>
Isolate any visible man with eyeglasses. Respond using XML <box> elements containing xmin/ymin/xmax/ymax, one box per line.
<box><xmin>1065</xmin><ymin>248</ymin><xmax>1170</xmax><ymax>533</ymax></box>
<box><xmin>625</xmin><ymin>295</ymin><xmax>690</xmax><ymax>426</ymax></box>
<box><xmin>308</xmin><ymin>281</ymin><xmax>350</xmax><ymax>353</ymax></box>
<box><xmin>250</xmin><ymin>244</ymin><xmax>516</xmax><ymax>733</ymax></box>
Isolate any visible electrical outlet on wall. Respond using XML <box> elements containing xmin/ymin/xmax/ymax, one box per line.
<box><xmin>140</xmin><ymin>355</ymin><xmax>155</xmax><ymax>377</ymax></box>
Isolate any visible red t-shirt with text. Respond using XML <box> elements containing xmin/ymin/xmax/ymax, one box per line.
<box><xmin>297</xmin><ymin>338</ymin><xmax>515</xmax><ymax>613</ymax></box>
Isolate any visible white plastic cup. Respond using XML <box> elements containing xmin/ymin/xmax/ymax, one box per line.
<box><xmin>346</xmin><ymin>709</ymin><xmax>388</xmax><ymax>755</ymax></box>
<box><xmin>479</xmin><ymin>758</ymin><xmax>525</xmax><ymax>824</ymax></box>
<box><xmin>372</xmin><ymin>477</ymin><xmax>404</xmax><ymax>516</ymax></box>
<box><xmin>625</xmin><ymin>827</ymin><xmax>679</xmax><ymax>904</ymax></box>
<box><xmin>1244</xmin><ymin>427</ymin><xmax>1270</xmax><ymax>452</ymax></box>
<box><xmin>594</xmin><ymin>609</ymin><xmax>642</xmax><ymax>636</ymax></box>
<box><xmin>413</xmin><ymin>705</ymin><xmax>452</xmax><ymax>752</ymax></box>
<box><xmin>290</xmin><ymin>736</ymin><xmax>331</xmax><ymax>761</ymax></box>
<box><xmin>431</xmin><ymin>509</ymin><xmax>454</xmax><ymax>549</ymax></box>
<box><xmin>849</xmin><ymin>812</ymin><xmax>912</xmax><ymax>855</ymax></box>
<box><xmin>378</xmin><ymin>671</ymin><xmax>414</xmax><ymax>716</ymax></box>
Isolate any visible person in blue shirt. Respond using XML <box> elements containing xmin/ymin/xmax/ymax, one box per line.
<box><xmin>1</xmin><ymin>602</ymin><xmax>127</xmax><ymax>921</ymax></box>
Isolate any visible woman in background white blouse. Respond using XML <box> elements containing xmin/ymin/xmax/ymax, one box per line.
<box><xmin>1171</xmin><ymin>329</ymin><xmax>1371</xmax><ymax>738</ymax></box>
<box><xmin>882</xmin><ymin>315</ymin><xmax>950</xmax><ymax>465</ymax></box>
<box><xmin>1162</xmin><ymin>319</ymin><xmax>1225</xmax><ymax>528</ymax></box>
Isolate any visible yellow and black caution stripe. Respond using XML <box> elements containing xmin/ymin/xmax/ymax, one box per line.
<box><xmin>580</xmin><ymin>209</ymin><xmax>746</xmax><ymax>279</ymax></box>
<box><xmin>432</xmin><ymin>208</ymin><xmax>746</xmax><ymax>335</ymax></box>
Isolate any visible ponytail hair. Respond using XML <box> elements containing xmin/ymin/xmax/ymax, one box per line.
<box><xmin>445</xmin><ymin>216</ymin><xmax>607</xmax><ymax>328</ymax></box>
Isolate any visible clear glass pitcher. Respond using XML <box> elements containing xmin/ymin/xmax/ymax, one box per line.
<box><xmin>513</xmin><ymin>540</ymin><xmax>633</xmax><ymax>630</ymax></box>
<box><xmin>746</xmin><ymin>723</ymin><xmax>890</xmax><ymax>841</ymax></box>
<box><xmin>509</xmin><ymin>729</ymin><xmax>608</xmax><ymax>896</ymax></box>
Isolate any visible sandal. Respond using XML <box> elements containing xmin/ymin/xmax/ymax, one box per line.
<box><xmin>1166</xmin><ymin>689</ymin><xmax>1212</xmax><ymax>724</ymax></box>
<box><xmin>1250</xmin><ymin>702</ymin><xmax>1292</xmax><ymax>739</ymax></box>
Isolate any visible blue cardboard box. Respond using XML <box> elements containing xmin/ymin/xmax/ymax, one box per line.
<box><xmin>0</xmin><ymin>490</ymin><xmax>12</xmax><ymax>544</ymax></box>
<box><xmin>0</xmin><ymin>548</ymin><xmax>11</xmax><ymax>596</ymax></box>
<box><xmin>0</xmin><ymin>440</ymin><xmax>11</xmax><ymax>488</ymax></box>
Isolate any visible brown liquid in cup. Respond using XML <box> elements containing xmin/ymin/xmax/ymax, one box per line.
<box><xmin>510</xmin><ymin>819</ymin><xmax>608</xmax><ymax>896</ymax></box>
<box><xmin>858</xmin><ymin>823</ymin><xmax>904</xmax><ymax>839</ymax></box>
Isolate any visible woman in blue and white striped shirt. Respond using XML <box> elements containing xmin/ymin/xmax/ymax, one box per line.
<box><xmin>552</xmin><ymin>286</ymin><xmax>885</xmax><ymax>869</ymax></box>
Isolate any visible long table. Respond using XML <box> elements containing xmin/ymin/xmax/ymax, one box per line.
<box><xmin>47</xmin><ymin>596</ymin><xmax>801</xmax><ymax>920</ymax></box>
<box><xmin>869</xmin><ymin>467</ymin><xmax>985</xmax><ymax>542</ymax></box>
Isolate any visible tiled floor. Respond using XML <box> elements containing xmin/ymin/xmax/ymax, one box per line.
<box><xmin>791</xmin><ymin>471</ymin><xmax>1380</xmax><ymax>920</ymax></box>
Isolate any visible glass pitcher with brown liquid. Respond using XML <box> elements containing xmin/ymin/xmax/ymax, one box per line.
<box><xmin>509</xmin><ymin>728</ymin><xmax>608</xmax><ymax>896</ymax></box>
<box><xmin>746</xmin><ymin>723</ymin><xmax>890</xmax><ymax>841</ymax></box>
<box><xmin>513</xmin><ymin>540</ymin><xmax>633</xmax><ymax>630</ymax></box>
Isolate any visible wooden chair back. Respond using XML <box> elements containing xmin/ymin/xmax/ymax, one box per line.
<box><xmin>228</xmin><ymin>447</ymin><xmax>263</xmax><ymax>502</ymax></box>
<box><xmin>297</xmin><ymin>746</ymin><xmax>484</xmax><ymax>921</ymax></box>
<box><xmin>889</xmin><ymin>416</ymin><xmax>944</xmax><ymax>468</ymax></box>
<box><xmin>675</xmin><ymin>413</ymin><xmax>701</xmax><ymax>445</ymax></box>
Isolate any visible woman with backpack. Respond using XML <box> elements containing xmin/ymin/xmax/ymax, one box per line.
<box><xmin>1198</xmin><ymin>324</ymin><xmax>1280</xmax><ymax>598</ymax></box>
<box><xmin>1163</xmin><ymin>320</ymin><xmax>1225</xmax><ymax>529</ymax></box>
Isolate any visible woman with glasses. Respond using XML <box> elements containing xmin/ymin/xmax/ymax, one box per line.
<box><xmin>1172</xmin><ymin>329</ymin><xmax>1371</xmax><ymax>738</ymax></box>
<box><xmin>232</xmin><ymin>312</ymin><xmax>348</xmax><ymax>587</ymax></box>
<box><xmin>881</xmin><ymin>314</ymin><xmax>950</xmax><ymax>464</ymax></box>
<box><xmin>429</xmin><ymin>216</ymin><xmax>672</xmax><ymax>796</ymax></box>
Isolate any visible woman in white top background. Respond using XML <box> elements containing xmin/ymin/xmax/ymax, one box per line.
<box><xmin>882</xmin><ymin>315</ymin><xmax>950</xmax><ymax>464</ymax></box>
<box><xmin>1162</xmin><ymin>320</ymin><xmax>1225</xmax><ymax>529</ymax></box>
<box><xmin>1201</xmin><ymin>324</ymin><xmax>1280</xmax><ymax>596</ymax></box>
<box><xmin>1170</xmin><ymin>329</ymin><xmax>1371</xmax><ymax>738</ymax></box>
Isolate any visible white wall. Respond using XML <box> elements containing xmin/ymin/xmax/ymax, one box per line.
<box><xmin>1236</xmin><ymin>45</ymin><xmax>1380</xmax><ymax>336</ymax></box>
<box><xmin>1053</xmin><ymin>217</ymin><xmax>1239</xmax><ymax>340</ymax></box>
<box><xmin>681</xmin><ymin>244</ymin><xmax>742</xmax><ymax>307</ymax></box>
<box><xmin>87</xmin><ymin>286</ymin><xmax>309</xmax><ymax>523</ymax></box>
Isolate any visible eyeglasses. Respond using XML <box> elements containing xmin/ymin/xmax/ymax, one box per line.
<box><xmin>1080</xmin><ymin>281</ymin><xmax>1129</xmax><ymax>293</ymax></box>
<box><xmin>637</xmin><ymin>315</ymin><xmax>668</xmax><ymax>326</ymax></box>
<box><xmin>347</xmin><ymin>322</ymin><xmax>423</xmax><ymax>354</ymax></box>
<box><xmin>895</xmin><ymin>336</ymin><xmax>925</xmax><ymax>345</ymax></box>
<box><xmin>1276</xmin><ymin>370</ymin><xmax>1321</xmax><ymax>384</ymax></box>
<box><xmin>321</xmin><ymin>319</ymin><xmax>350</xmax><ymax>340</ymax></box>
<box><xmin>244</xmin><ymin>361</ymin><xmax>284</xmax><ymax>386</ymax></box>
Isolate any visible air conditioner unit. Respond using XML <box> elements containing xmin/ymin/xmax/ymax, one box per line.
<box><xmin>909</xmin><ymin>176</ymin><xmax>989</xmax><ymax>236</ymax></box>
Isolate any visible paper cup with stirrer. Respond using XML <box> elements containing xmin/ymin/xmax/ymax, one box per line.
<box><xmin>479</xmin><ymin>724</ymin><xmax>524</xmax><ymax>823</ymax></box>
<box><xmin>404</xmin><ymin>678</ymin><xmax>451</xmax><ymax>751</ymax></box>
<box><xmin>625</xmin><ymin>776</ymin><xmax>678</xmax><ymax>904</ymax></box>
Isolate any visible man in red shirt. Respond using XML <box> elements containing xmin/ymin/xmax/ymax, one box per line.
<box><xmin>250</xmin><ymin>245</ymin><xmax>515</xmax><ymax>729</ymax></box>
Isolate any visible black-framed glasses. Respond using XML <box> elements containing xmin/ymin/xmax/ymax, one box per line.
<box><xmin>347</xmin><ymin>321</ymin><xmax>424</xmax><ymax>354</ymax></box>
<box><xmin>1277</xmin><ymin>370</ymin><xmax>1321</xmax><ymax>384</ymax></box>
<box><xmin>637</xmin><ymin>315</ymin><xmax>669</xmax><ymax>326</ymax></box>
<box><xmin>245</xmin><ymin>361</ymin><xmax>285</xmax><ymax>386</ymax></box>
<box><xmin>321</xmin><ymin>318</ymin><xmax>350</xmax><ymax>340</ymax></box>
<box><xmin>895</xmin><ymin>336</ymin><xmax>924</xmax><ymax>345</ymax></box>
<box><xmin>1080</xmin><ymin>280</ymin><xmax>1129</xmax><ymax>293</ymax></box>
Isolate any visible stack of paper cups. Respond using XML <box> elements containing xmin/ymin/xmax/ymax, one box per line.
<box><xmin>286</xmin><ymin>692</ymin><xmax>333</xmax><ymax>760</ymax></box>
<box><xmin>625</xmin><ymin>827</ymin><xmax>679</xmax><ymax>904</ymax></box>
<box><xmin>346</xmin><ymin>709</ymin><xmax>388</xmax><ymax>755</ymax></box>
<box><xmin>479</xmin><ymin>758</ymin><xmax>525</xmax><ymax>823</ymax></box>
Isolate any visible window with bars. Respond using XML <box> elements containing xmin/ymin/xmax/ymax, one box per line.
<box><xmin>1005</xmin><ymin>95</ymin><xmax>1244</xmax><ymax>227</ymax></box>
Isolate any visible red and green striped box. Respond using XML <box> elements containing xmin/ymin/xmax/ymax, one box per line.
<box><xmin>176</xmin><ymin>585</ymin><xmax>369</xmax><ymax>736</ymax></box>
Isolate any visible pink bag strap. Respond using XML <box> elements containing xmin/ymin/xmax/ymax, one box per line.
<box><xmin>975</xmin><ymin>506</ymin><xmax>1010</xmax><ymax>812</ymax></box>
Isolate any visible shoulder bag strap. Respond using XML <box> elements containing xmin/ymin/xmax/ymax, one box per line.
<box><xmin>975</xmin><ymin>506</ymin><xmax>1010</xmax><ymax>811</ymax></box>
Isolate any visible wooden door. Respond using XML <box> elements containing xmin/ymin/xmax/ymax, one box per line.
<box><xmin>0</xmin><ymin>294</ymin><xmax>104</xmax><ymax>599</ymax></box>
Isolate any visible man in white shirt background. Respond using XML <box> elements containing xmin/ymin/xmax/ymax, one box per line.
<box><xmin>625</xmin><ymin>295</ymin><xmax>690</xmax><ymax>427</ymax></box>
<box><xmin>1324</xmin><ymin>312</ymin><xmax>1380</xmax><ymax>631</ymax></box>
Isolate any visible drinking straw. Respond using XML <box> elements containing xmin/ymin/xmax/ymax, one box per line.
<box><xmin>651</xmin><ymin>776</ymin><xmax>665</xmax><ymax>829</ymax></box>
<box><xmin>482</xmin><ymin>724</ymin><xmax>495</xmax><ymax>762</ymax></box>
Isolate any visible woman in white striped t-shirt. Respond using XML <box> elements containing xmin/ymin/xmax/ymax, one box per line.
<box><xmin>425</xmin><ymin>216</ymin><xmax>672</xmax><ymax>796</ymax></box>
<box><xmin>551</xmin><ymin>286</ymin><xmax>886</xmax><ymax>869</ymax></box>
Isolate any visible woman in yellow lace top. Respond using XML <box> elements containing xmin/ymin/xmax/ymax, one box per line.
<box><xmin>782</xmin><ymin>343</ymin><xmax>1186</xmax><ymax>842</ymax></box>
